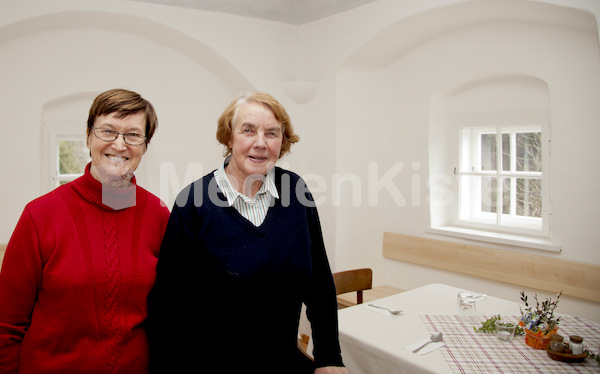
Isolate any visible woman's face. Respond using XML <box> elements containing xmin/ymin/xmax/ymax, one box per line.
<box><xmin>87</xmin><ymin>111</ymin><xmax>147</xmax><ymax>187</ymax></box>
<box><xmin>226</xmin><ymin>102</ymin><xmax>283</xmax><ymax>191</ymax></box>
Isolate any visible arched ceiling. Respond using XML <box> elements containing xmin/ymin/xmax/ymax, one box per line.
<box><xmin>0</xmin><ymin>11</ymin><xmax>253</xmax><ymax>92</ymax></box>
<box><xmin>343</xmin><ymin>0</ymin><xmax>599</xmax><ymax>69</ymax></box>
<box><xmin>125</xmin><ymin>0</ymin><xmax>380</xmax><ymax>25</ymax></box>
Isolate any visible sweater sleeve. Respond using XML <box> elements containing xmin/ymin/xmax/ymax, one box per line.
<box><xmin>302</xmin><ymin>190</ymin><xmax>345</xmax><ymax>368</ymax></box>
<box><xmin>0</xmin><ymin>207</ymin><xmax>44</xmax><ymax>373</ymax></box>
<box><xmin>146</xmin><ymin>183</ymin><xmax>199</xmax><ymax>373</ymax></box>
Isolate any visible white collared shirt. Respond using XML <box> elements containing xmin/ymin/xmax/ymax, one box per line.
<box><xmin>213</xmin><ymin>156</ymin><xmax>279</xmax><ymax>227</ymax></box>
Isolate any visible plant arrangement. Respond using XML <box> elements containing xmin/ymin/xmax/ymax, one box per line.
<box><xmin>519</xmin><ymin>291</ymin><xmax>562</xmax><ymax>335</ymax></box>
<box><xmin>519</xmin><ymin>290</ymin><xmax>562</xmax><ymax>349</ymax></box>
<box><xmin>473</xmin><ymin>314</ymin><xmax>524</xmax><ymax>335</ymax></box>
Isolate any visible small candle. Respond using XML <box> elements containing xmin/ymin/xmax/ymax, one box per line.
<box><xmin>495</xmin><ymin>320</ymin><xmax>516</xmax><ymax>342</ymax></box>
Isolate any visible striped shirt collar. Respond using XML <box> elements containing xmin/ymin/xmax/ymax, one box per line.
<box><xmin>214</xmin><ymin>156</ymin><xmax>279</xmax><ymax>206</ymax></box>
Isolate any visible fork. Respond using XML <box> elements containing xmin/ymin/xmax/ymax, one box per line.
<box><xmin>368</xmin><ymin>303</ymin><xmax>401</xmax><ymax>315</ymax></box>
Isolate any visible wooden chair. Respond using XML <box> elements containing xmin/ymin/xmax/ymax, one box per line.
<box><xmin>333</xmin><ymin>268</ymin><xmax>373</xmax><ymax>307</ymax></box>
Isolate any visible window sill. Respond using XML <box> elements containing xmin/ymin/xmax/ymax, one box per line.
<box><xmin>427</xmin><ymin>226</ymin><xmax>562</xmax><ymax>252</ymax></box>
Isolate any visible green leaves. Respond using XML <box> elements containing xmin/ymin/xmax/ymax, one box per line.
<box><xmin>473</xmin><ymin>315</ymin><xmax>524</xmax><ymax>335</ymax></box>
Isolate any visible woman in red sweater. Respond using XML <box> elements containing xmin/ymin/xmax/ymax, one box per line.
<box><xmin>0</xmin><ymin>89</ymin><xmax>170</xmax><ymax>373</ymax></box>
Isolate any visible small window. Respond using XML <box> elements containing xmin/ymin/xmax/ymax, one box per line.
<box><xmin>458</xmin><ymin>125</ymin><xmax>546</xmax><ymax>233</ymax></box>
<box><xmin>42</xmin><ymin>122</ymin><xmax>91</xmax><ymax>191</ymax></box>
<box><xmin>56</xmin><ymin>138</ymin><xmax>90</xmax><ymax>186</ymax></box>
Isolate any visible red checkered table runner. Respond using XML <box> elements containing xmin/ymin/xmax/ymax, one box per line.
<box><xmin>420</xmin><ymin>314</ymin><xmax>600</xmax><ymax>373</ymax></box>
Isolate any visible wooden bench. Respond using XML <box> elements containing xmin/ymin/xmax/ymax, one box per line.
<box><xmin>382</xmin><ymin>232</ymin><xmax>600</xmax><ymax>303</ymax></box>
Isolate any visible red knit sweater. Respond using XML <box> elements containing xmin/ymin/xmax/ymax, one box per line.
<box><xmin>0</xmin><ymin>164</ymin><xmax>170</xmax><ymax>374</ymax></box>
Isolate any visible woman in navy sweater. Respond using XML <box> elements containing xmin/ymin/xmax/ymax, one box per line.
<box><xmin>147</xmin><ymin>92</ymin><xmax>348</xmax><ymax>373</ymax></box>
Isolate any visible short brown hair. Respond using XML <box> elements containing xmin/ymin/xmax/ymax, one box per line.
<box><xmin>216</xmin><ymin>91</ymin><xmax>299</xmax><ymax>158</ymax></box>
<box><xmin>87</xmin><ymin>88</ymin><xmax>158</xmax><ymax>145</ymax></box>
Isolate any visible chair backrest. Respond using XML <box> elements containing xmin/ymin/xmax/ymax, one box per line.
<box><xmin>333</xmin><ymin>268</ymin><xmax>373</xmax><ymax>305</ymax></box>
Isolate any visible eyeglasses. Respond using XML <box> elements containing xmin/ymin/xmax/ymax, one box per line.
<box><xmin>93</xmin><ymin>127</ymin><xmax>147</xmax><ymax>146</ymax></box>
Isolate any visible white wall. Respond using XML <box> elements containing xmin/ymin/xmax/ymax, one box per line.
<box><xmin>1</xmin><ymin>0</ymin><xmax>599</xmax><ymax>321</ymax></box>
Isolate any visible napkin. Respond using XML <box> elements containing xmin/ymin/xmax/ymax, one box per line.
<box><xmin>405</xmin><ymin>336</ymin><xmax>445</xmax><ymax>355</ymax></box>
<box><xmin>365</xmin><ymin>304</ymin><xmax>401</xmax><ymax>317</ymax></box>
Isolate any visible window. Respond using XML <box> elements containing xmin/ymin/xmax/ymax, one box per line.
<box><xmin>428</xmin><ymin>77</ymin><xmax>557</xmax><ymax>251</ymax></box>
<box><xmin>56</xmin><ymin>137</ymin><xmax>90</xmax><ymax>186</ymax></box>
<box><xmin>42</xmin><ymin>122</ymin><xmax>90</xmax><ymax>192</ymax></box>
<box><xmin>458</xmin><ymin>125</ymin><xmax>547</xmax><ymax>234</ymax></box>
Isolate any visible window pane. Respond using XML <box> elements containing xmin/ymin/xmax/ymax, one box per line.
<box><xmin>58</xmin><ymin>140</ymin><xmax>89</xmax><ymax>175</ymax></box>
<box><xmin>502</xmin><ymin>178</ymin><xmax>510</xmax><ymax>215</ymax></box>
<box><xmin>480</xmin><ymin>134</ymin><xmax>496</xmax><ymax>171</ymax></box>
<box><xmin>481</xmin><ymin>176</ymin><xmax>497</xmax><ymax>213</ymax></box>
<box><xmin>516</xmin><ymin>132</ymin><xmax>542</xmax><ymax>172</ymax></box>
<box><xmin>502</xmin><ymin>134</ymin><xmax>510</xmax><ymax>171</ymax></box>
<box><xmin>517</xmin><ymin>178</ymin><xmax>542</xmax><ymax>217</ymax></box>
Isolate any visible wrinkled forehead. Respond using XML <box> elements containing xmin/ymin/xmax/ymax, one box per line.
<box><xmin>232</xmin><ymin>101</ymin><xmax>281</xmax><ymax>129</ymax></box>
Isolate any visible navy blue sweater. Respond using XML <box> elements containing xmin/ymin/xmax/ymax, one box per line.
<box><xmin>147</xmin><ymin>167</ymin><xmax>343</xmax><ymax>372</ymax></box>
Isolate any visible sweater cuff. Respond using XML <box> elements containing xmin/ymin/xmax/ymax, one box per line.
<box><xmin>314</xmin><ymin>354</ymin><xmax>344</xmax><ymax>369</ymax></box>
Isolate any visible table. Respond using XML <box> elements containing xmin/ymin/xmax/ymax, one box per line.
<box><xmin>337</xmin><ymin>283</ymin><xmax>600</xmax><ymax>373</ymax></box>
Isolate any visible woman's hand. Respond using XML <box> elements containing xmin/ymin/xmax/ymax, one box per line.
<box><xmin>315</xmin><ymin>367</ymin><xmax>349</xmax><ymax>374</ymax></box>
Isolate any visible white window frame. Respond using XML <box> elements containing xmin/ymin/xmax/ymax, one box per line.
<box><xmin>428</xmin><ymin>116</ymin><xmax>560</xmax><ymax>252</ymax></box>
<box><xmin>458</xmin><ymin>125</ymin><xmax>547</xmax><ymax>234</ymax></box>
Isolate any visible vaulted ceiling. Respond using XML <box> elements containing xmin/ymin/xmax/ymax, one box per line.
<box><xmin>126</xmin><ymin>0</ymin><xmax>380</xmax><ymax>24</ymax></box>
